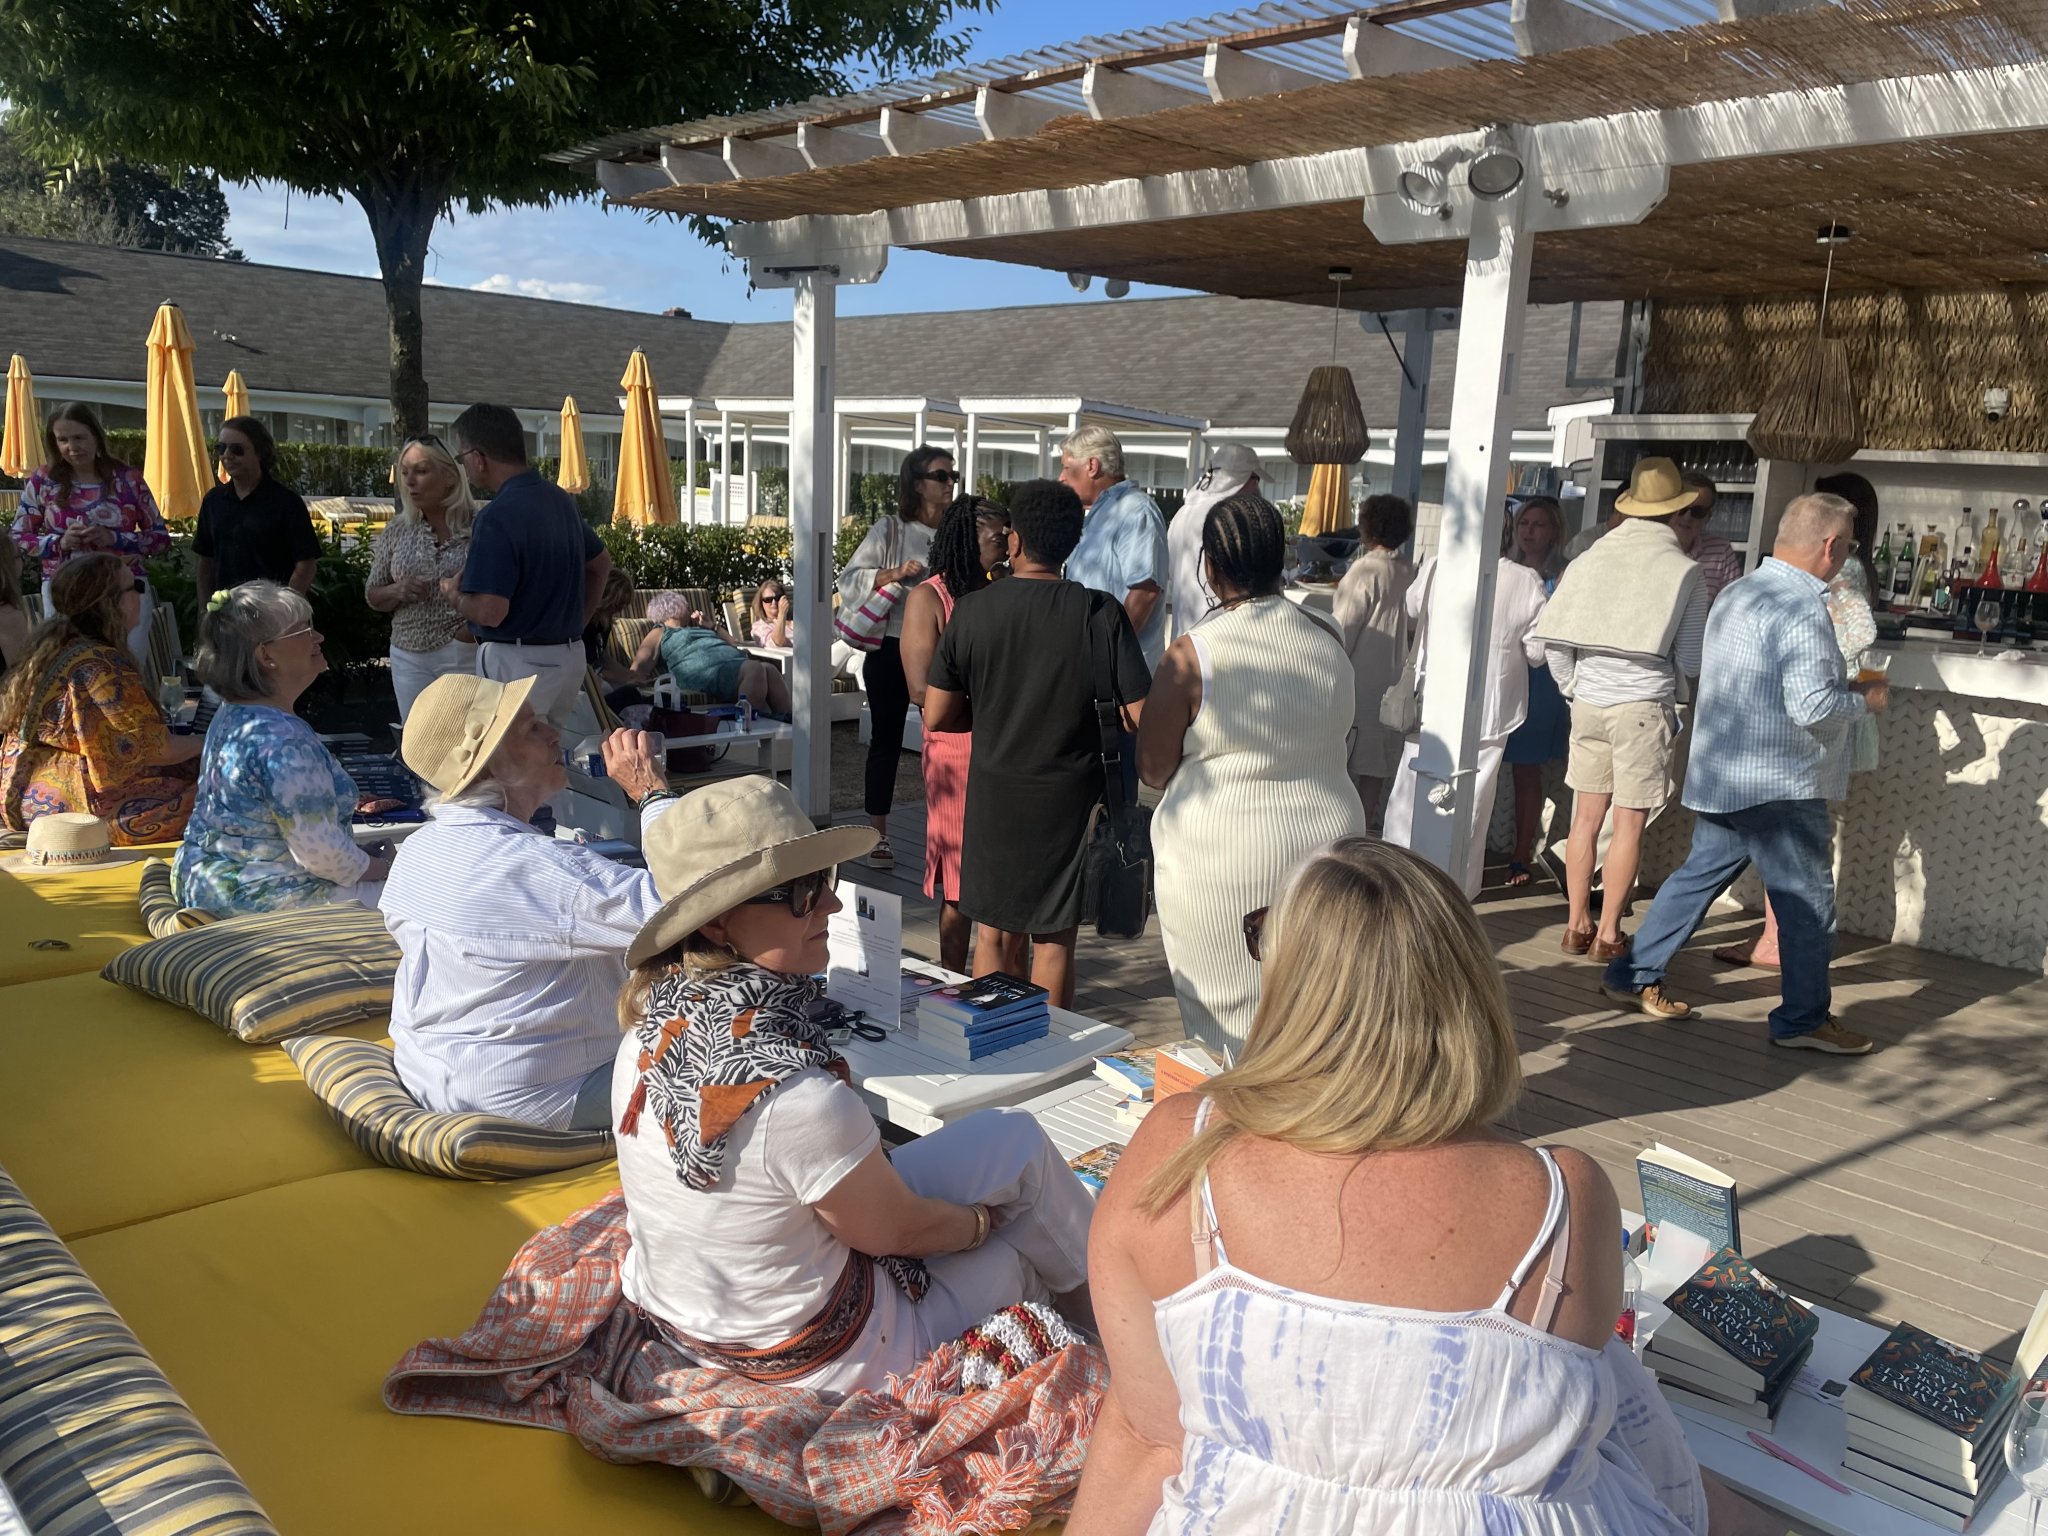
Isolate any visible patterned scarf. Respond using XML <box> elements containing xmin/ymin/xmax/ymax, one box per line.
<box><xmin>618</xmin><ymin>961</ymin><xmax>930</xmax><ymax>1302</ymax></box>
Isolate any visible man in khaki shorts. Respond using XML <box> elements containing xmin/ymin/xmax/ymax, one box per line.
<box><xmin>1534</xmin><ymin>457</ymin><xmax>1710</xmax><ymax>961</ymax></box>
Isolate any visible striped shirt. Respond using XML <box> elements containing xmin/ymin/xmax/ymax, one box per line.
<box><xmin>1544</xmin><ymin>579</ymin><xmax>1711</xmax><ymax>707</ymax></box>
<box><xmin>1684</xmin><ymin>558</ymin><xmax>1868</xmax><ymax>814</ymax></box>
<box><xmin>1690</xmin><ymin>532</ymin><xmax>1745</xmax><ymax>602</ymax></box>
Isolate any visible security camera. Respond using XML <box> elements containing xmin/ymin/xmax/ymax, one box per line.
<box><xmin>1985</xmin><ymin>385</ymin><xmax>2012</xmax><ymax>423</ymax></box>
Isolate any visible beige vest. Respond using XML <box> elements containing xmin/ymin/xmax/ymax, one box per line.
<box><xmin>1534</xmin><ymin>518</ymin><xmax>1703</xmax><ymax>658</ymax></box>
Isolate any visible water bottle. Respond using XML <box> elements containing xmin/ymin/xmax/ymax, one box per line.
<box><xmin>737</xmin><ymin>693</ymin><xmax>754</xmax><ymax>731</ymax></box>
<box><xmin>1617</xmin><ymin>1231</ymin><xmax>1643</xmax><ymax>1351</ymax></box>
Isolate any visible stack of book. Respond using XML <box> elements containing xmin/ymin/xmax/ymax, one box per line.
<box><xmin>1093</xmin><ymin>1041</ymin><xmax>1224</xmax><ymax>1128</ymax></box>
<box><xmin>1841</xmin><ymin>1321</ymin><xmax>2026</xmax><ymax>1530</ymax></box>
<box><xmin>915</xmin><ymin>974</ymin><xmax>1050</xmax><ymax>1063</ymax></box>
<box><xmin>1645</xmin><ymin>1249</ymin><xmax>1818</xmax><ymax>1429</ymax></box>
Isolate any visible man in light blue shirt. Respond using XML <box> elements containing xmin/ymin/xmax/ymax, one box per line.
<box><xmin>1603</xmin><ymin>492</ymin><xmax>1888</xmax><ymax>1053</ymax></box>
<box><xmin>1060</xmin><ymin>425</ymin><xmax>1170</xmax><ymax>669</ymax></box>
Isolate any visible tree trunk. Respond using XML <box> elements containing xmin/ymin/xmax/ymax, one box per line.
<box><xmin>353</xmin><ymin>173</ymin><xmax>444</xmax><ymax>442</ymax></box>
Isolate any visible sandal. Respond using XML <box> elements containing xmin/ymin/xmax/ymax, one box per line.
<box><xmin>866</xmin><ymin>837</ymin><xmax>895</xmax><ymax>870</ymax></box>
<box><xmin>1505</xmin><ymin>862</ymin><xmax>1534</xmax><ymax>888</ymax></box>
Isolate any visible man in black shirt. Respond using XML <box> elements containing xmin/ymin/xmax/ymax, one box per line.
<box><xmin>194</xmin><ymin>415</ymin><xmax>321</xmax><ymax>609</ymax></box>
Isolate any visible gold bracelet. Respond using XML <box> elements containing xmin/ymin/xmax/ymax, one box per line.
<box><xmin>965</xmin><ymin>1203</ymin><xmax>990</xmax><ymax>1252</ymax></box>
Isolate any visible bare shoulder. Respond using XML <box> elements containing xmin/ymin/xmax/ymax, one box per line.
<box><xmin>1545</xmin><ymin>1143</ymin><xmax>1621</xmax><ymax>1223</ymax></box>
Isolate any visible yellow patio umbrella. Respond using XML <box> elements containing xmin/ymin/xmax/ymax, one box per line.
<box><xmin>1</xmin><ymin>354</ymin><xmax>37</xmax><ymax>478</ymax></box>
<box><xmin>613</xmin><ymin>350</ymin><xmax>675</xmax><ymax>525</ymax></box>
<box><xmin>557</xmin><ymin>395</ymin><xmax>590</xmax><ymax>494</ymax></box>
<box><xmin>1298</xmin><ymin>461</ymin><xmax>1349</xmax><ymax>539</ymax></box>
<box><xmin>144</xmin><ymin>303</ymin><xmax>211</xmax><ymax>521</ymax></box>
<box><xmin>217</xmin><ymin>369</ymin><xmax>249</xmax><ymax>482</ymax></box>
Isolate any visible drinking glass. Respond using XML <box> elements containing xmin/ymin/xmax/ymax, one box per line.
<box><xmin>2006</xmin><ymin>1384</ymin><xmax>2048</xmax><ymax>1536</ymax></box>
<box><xmin>1977</xmin><ymin>594</ymin><xmax>2003</xmax><ymax>653</ymax></box>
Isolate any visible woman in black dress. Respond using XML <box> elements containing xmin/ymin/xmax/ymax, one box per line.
<box><xmin>924</xmin><ymin>479</ymin><xmax>1150</xmax><ymax>1007</ymax></box>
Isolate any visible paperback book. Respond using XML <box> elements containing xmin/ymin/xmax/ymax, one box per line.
<box><xmin>1093</xmin><ymin>1049</ymin><xmax>1156</xmax><ymax>1099</ymax></box>
<box><xmin>1660</xmin><ymin>1249</ymin><xmax>1818</xmax><ymax>1380</ymax></box>
<box><xmin>1069</xmin><ymin>1142</ymin><xmax>1124</xmax><ymax>1194</ymax></box>
<box><xmin>921</xmin><ymin>974</ymin><xmax>1049</xmax><ymax>1028</ymax></box>
<box><xmin>920</xmin><ymin>1013</ymin><xmax>1050</xmax><ymax>1062</ymax></box>
<box><xmin>1154</xmin><ymin>1040</ymin><xmax>1222</xmax><ymax>1100</ymax></box>
<box><xmin>1636</xmin><ymin>1143</ymin><xmax>1739</xmax><ymax>1255</ymax></box>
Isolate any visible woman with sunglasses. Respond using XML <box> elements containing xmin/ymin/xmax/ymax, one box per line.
<box><xmin>193</xmin><ymin>416</ymin><xmax>321</xmax><ymax>615</ymax></box>
<box><xmin>1073</xmin><ymin>838</ymin><xmax>1770</xmax><ymax>1536</ymax></box>
<box><xmin>835</xmin><ymin>445</ymin><xmax>956</xmax><ymax>869</ymax></box>
<box><xmin>0</xmin><ymin>553</ymin><xmax>200</xmax><ymax>843</ymax></box>
<box><xmin>174</xmin><ymin>581</ymin><xmax>392</xmax><ymax>915</ymax></box>
<box><xmin>608</xmin><ymin>776</ymin><xmax>1094</xmax><ymax>1393</ymax></box>
<box><xmin>366</xmin><ymin>436</ymin><xmax>479</xmax><ymax>721</ymax></box>
<box><xmin>749</xmin><ymin>579</ymin><xmax>793</xmax><ymax>647</ymax></box>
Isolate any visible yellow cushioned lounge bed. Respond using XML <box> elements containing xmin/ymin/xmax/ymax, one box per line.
<box><xmin>0</xmin><ymin>855</ymin><xmax>159</xmax><ymax>987</ymax></box>
<box><xmin>68</xmin><ymin>1165</ymin><xmax>786</xmax><ymax>1536</ymax></box>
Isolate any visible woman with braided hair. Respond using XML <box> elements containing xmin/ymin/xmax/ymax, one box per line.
<box><xmin>901</xmin><ymin>495</ymin><xmax>1010</xmax><ymax>971</ymax></box>
<box><xmin>1136</xmin><ymin>493</ymin><xmax>1366</xmax><ymax>1059</ymax></box>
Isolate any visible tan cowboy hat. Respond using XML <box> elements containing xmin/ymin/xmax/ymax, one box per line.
<box><xmin>628</xmin><ymin>778</ymin><xmax>877</xmax><ymax>967</ymax></box>
<box><xmin>0</xmin><ymin>813</ymin><xmax>153</xmax><ymax>874</ymax></box>
<box><xmin>1613</xmin><ymin>456</ymin><xmax>1701</xmax><ymax>518</ymax></box>
<box><xmin>400</xmin><ymin>672</ymin><xmax>539</xmax><ymax>799</ymax></box>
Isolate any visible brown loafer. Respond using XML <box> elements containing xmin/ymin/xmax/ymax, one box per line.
<box><xmin>1600</xmin><ymin>982</ymin><xmax>1693</xmax><ymax>1020</ymax></box>
<box><xmin>1773</xmin><ymin>1020</ymin><xmax>1874</xmax><ymax>1055</ymax></box>
<box><xmin>1561</xmin><ymin>927</ymin><xmax>1595</xmax><ymax>956</ymax></box>
<box><xmin>1591</xmin><ymin>936</ymin><xmax>1630</xmax><ymax>962</ymax></box>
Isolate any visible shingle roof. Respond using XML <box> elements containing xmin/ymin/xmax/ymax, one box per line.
<box><xmin>0</xmin><ymin>233</ymin><xmax>1617</xmax><ymax>430</ymax></box>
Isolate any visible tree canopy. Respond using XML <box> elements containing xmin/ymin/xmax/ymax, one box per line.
<box><xmin>0</xmin><ymin>0</ymin><xmax>987</xmax><ymax>435</ymax></box>
<box><xmin>0</xmin><ymin>119</ymin><xmax>241</xmax><ymax>258</ymax></box>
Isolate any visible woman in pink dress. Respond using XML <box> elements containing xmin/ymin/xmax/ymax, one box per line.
<box><xmin>899</xmin><ymin>496</ymin><xmax>1010</xmax><ymax>972</ymax></box>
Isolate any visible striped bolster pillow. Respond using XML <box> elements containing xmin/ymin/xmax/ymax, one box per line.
<box><xmin>136</xmin><ymin>859</ymin><xmax>217</xmax><ymax>940</ymax></box>
<box><xmin>282</xmin><ymin>1037</ymin><xmax>614</xmax><ymax>1181</ymax></box>
<box><xmin>0</xmin><ymin>1164</ymin><xmax>278</xmax><ymax>1535</ymax></box>
<box><xmin>101</xmin><ymin>903</ymin><xmax>399</xmax><ymax>1044</ymax></box>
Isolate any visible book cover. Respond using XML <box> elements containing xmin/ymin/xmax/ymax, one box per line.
<box><xmin>1153</xmin><ymin>1040</ymin><xmax>1222</xmax><ymax>1100</ymax></box>
<box><xmin>1848</xmin><ymin>1322</ymin><xmax>2013</xmax><ymax>1448</ymax></box>
<box><xmin>1094</xmin><ymin>1049</ymin><xmax>1156</xmax><ymax>1098</ymax></box>
<box><xmin>1069</xmin><ymin>1142</ymin><xmax>1124</xmax><ymax>1194</ymax></box>
<box><xmin>1662</xmin><ymin>1249</ymin><xmax>1818</xmax><ymax>1380</ymax></box>
<box><xmin>1636</xmin><ymin>1143</ymin><xmax>1739</xmax><ymax>1254</ymax></box>
<box><xmin>923</xmin><ymin>974</ymin><xmax>1049</xmax><ymax>1019</ymax></box>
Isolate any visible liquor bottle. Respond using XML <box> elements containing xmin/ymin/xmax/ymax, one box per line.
<box><xmin>1874</xmin><ymin>524</ymin><xmax>1893</xmax><ymax>581</ymax></box>
<box><xmin>1915</xmin><ymin>525</ymin><xmax>1945</xmax><ymax>605</ymax></box>
<box><xmin>1980</xmin><ymin>507</ymin><xmax>2004</xmax><ymax>588</ymax></box>
<box><xmin>1890</xmin><ymin>530</ymin><xmax>1920</xmax><ymax>605</ymax></box>
<box><xmin>1959</xmin><ymin>544</ymin><xmax>1977</xmax><ymax>587</ymax></box>
<box><xmin>1932</xmin><ymin>560</ymin><xmax>1955</xmax><ymax>616</ymax></box>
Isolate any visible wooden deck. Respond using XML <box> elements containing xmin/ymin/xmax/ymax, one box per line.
<box><xmin>854</xmin><ymin>798</ymin><xmax>2048</xmax><ymax>1362</ymax></box>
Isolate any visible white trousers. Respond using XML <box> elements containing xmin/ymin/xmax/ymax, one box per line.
<box><xmin>1385</xmin><ymin>735</ymin><xmax>1508</xmax><ymax>898</ymax></box>
<box><xmin>45</xmin><ymin>575</ymin><xmax>153</xmax><ymax>674</ymax></box>
<box><xmin>889</xmin><ymin>1107</ymin><xmax>1095</xmax><ymax>1355</ymax></box>
<box><xmin>388</xmin><ymin>638</ymin><xmax>475</xmax><ymax>723</ymax></box>
<box><xmin>475</xmin><ymin>640</ymin><xmax>586</xmax><ymax>730</ymax></box>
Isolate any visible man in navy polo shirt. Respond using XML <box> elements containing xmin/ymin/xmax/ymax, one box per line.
<box><xmin>440</xmin><ymin>403</ymin><xmax>612</xmax><ymax>730</ymax></box>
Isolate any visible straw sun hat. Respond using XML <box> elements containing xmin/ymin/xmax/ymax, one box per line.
<box><xmin>0</xmin><ymin>813</ymin><xmax>151</xmax><ymax>874</ymax></box>
<box><xmin>1613</xmin><ymin>456</ymin><xmax>1704</xmax><ymax>518</ymax></box>
<box><xmin>627</xmin><ymin>778</ymin><xmax>878</xmax><ymax>967</ymax></box>
<box><xmin>400</xmin><ymin>673</ymin><xmax>538</xmax><ymax>799</ymax></box>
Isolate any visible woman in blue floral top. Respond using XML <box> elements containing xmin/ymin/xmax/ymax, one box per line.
<box><xmin>174</xmin><ymin>582</ymin><xmax>393</xmax><ymax>915</ymax></box>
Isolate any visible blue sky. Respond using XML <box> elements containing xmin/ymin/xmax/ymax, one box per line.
<box><xmin>223</xmin><ymin>1</ymin><xmax>1209</xmax><ymax>323</ymax></box>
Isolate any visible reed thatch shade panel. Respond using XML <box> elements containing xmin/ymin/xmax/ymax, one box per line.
<box><xmin>1285</xmin><ymin>365</ymin><xmax>1369</xmax><ymax>467</ymax></box>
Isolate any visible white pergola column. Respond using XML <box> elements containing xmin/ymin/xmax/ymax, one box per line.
<box><xmin>912</xmin><ymin>405</ymin><xmax>929</xmax><ymax>450</ymax></box>
<box><xmin>716</xmin><ymin>409</ymin><xmax>733</xmax><ymax>524</ymax></box>
<box><xmin>1404</xmin><ymin>185</ymin><xmax>1534</xmax><ymax>882</ymax></box>
<box><xmin>1390</xmin><ymin>310</ymin><xmax>1435</xmax><ymax>516</ymax></box>
<box><xmin>743</xmin><ymin>422</ymin><xmax>757</xmax><ymax>522</ymax></box>
<box><xmin>789</xmin><ymin>276</ymin><xmax>838</xmax><ymax>816</ymax></box>
<box><xmin>963</xmin><ymin>410</ymin><xmax>981</xmax><ymax>492</ymax></box>
<box><xmin>683</xmin><ymin>404</ymin><xmax>699</xmax><ymax>524</ymax></box>
<box><xmin>1036</xmin><ymin>427</ymin><xmax>1050</xmax><ymax>477</ymax></box>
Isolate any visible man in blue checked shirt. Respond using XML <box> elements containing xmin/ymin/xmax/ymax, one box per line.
<box><xmin>1602</xmin><ymin>492</ymin><xmax>1890</xmax><ymax>1053</ymax></box>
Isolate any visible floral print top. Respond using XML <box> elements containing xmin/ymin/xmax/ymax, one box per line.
<box><xmin>173</xmin><ymin>702</ymin><xmax>370</xmax><ymax>915</ymax></box>
<box><xmin>366</xmin><ymin>515</ymin><xmax>472</xmax><ymax>652</ymax></box>
<box><xmin>11</xmin><ymin>465</ymin><xmax>171</xmax><ymax>583</ymax></box>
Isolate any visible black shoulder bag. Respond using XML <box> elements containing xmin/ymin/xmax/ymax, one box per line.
<box><xmin>1080</xmin><ymin>599</ymin><xmax>1154</xmax><ymax>940</ymax></box>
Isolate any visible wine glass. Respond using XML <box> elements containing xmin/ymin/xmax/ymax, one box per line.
<box><xmin>2006</xmin><ymin>1384</ymin><xmax>2048</xmax><ymax>1536</ymax></box>
<box><xmin>1976</xmin><ymin>593</ymin><xmax>2003</xmax><ymax>654</ymax></box>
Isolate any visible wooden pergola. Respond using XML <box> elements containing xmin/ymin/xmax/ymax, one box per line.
<box><xmin>572</xmin><ymin>0</ymin><xmax>2048</xmax><ymax>876</ymax></box>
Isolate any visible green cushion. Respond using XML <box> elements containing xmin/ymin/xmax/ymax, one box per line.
<box><xmin>283</xmin><ymin>1036</ymin><xmax>613</xmax><ymax>1180</ymax></box>
<box><xmin>101</xmin><ymin>903</ymin><xmax>398</xmax><ymax>1044</ymax></box>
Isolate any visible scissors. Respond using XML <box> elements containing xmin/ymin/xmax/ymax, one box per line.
<box><xmin>820</xmin><ymin>1005</ymin><xmax>888</xmax><ymax>1044</ymax></box>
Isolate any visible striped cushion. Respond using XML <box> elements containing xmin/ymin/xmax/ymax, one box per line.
<box><xmin>0</xmin><ymin>1163</ymin><xmax>277</xmax><ymax>1535</ymax></box>
<box><xmin>282</xmin><ymin>1037</ymin><xmax>613</xmax><ymax>1181</ymax></box>
<box><xmin>101</xmin><ymin>904</ymin><xmax>399</xmax><ymax>1044</ymax></box>
<box><xmin>136</xmin><ymin>860</ymin><xmax>217</xmax><ymax>940</ymax></box>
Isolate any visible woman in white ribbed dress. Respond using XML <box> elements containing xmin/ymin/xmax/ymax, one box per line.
<box><xmin>1138</xmin><ymin>494</ymin><xmax>1366</xmax><ymax>1060</ymax></box>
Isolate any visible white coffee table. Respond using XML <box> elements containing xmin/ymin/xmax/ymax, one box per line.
<box><xmin>1021</xmin><ymin>1078</ymin><xmax>1134</xmax><ymax>1161</ymax></box>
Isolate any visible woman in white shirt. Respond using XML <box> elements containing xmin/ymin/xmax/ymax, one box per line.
<box><xmin>610</xmin><ymin>775</ymin><xmax>1095</xmax><ymax>1394</ymax></box>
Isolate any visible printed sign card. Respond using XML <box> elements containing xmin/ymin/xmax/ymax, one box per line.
<box><xmin>826</xmin><ymin>881</ymin><xmax>901</xmax><ymax>1024</ymax></box>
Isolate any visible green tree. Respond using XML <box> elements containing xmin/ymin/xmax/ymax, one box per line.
<box><xmin>0</xmin><ymin>118</ymin><xmax>242</xmax><ymax>256</ymax></box>
<box><xmin>0</xmin><ymin>2</ymin><xmax>985</xmax><ymax>438</ymax></box>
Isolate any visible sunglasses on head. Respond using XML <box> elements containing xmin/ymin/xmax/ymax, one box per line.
<box><xmin>1242</xmin><ymin>906</ymin><xmax>1269</xmax><ymax>962</ymax></box>
<box><xmin>406</xmin><ymin>433</ymin><xmax>446</xmax><ymax>450</ymax></box>
<box><xmin>744</xmin><ymin>866</ymin><xmax>835</xmax><ymax>918</ymax></box>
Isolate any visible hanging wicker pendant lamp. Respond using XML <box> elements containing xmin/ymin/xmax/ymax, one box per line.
<box><xmin>1746</xmin><ymin>223</ymin><xmax>1864</xmax><ymax>464</ymax></box>
<box><xmin>1286</xmin><ymin>267</ymin><xmax>1371</xmax><ymax>466</ymax></box>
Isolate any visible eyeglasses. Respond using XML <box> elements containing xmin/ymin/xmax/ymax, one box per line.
<box><xmin>745</xmin><ymin>866</ymin><xmax>835</xmax><ymax>918</ymax></box>
<box><xmin>131</xmin><ymin>579</ymin><xmax>146</xmax><ymax>594</ymax></box>
<box><xmin>922</xmin><ymin>469</ymin><xmax>961</xmax><ymax>484</ymax></box>
<box><xmin>266</xmin><ymin>624</ymin><xmax>315</xmax><ymax>645</ymax></box>
<box><xmin>758</xmin><ymin>590</ymin><xmax>784</xmax><ymax>603</ymax></box>
<box><xmin>215</xmin><ymin>441</ymin><xmax>249</xmax><ymax>457</ymax></box>
<box><xmin>1242</xmin><ymin>906</ymin><xmax>1270</xmax><ymax>961</ymax></box>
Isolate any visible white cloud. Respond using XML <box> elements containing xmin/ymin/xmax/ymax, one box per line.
<box><xmin>468</xmin><ymin>272</ymin><xmax>607</xmax><ymax>304</ymax></box>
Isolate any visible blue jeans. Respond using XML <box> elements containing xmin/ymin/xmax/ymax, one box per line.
<box><xmin>1603</xmin><ymin>799</ymin><xmax>1836</xmax><ymax>1040</ymax></box>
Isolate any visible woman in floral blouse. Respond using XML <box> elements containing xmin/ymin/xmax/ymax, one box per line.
<box><xmin>0</xmin><ymin>553</ymin><xmax>200</xmax><ymax>843</ymax></box>
<box><xmin>367</xmin><ymin>435</ymin><xmax>477</xmax><ymax>720</ymax></box>
<box><xmin>174</xmin><ymin>582</ymin><xmax>393</xmax><ymax>915</ymax></box>
<box><xmin>10</xmin><ymin>403</ymin><xmax>169</xmax><ymax>669</ymax></box>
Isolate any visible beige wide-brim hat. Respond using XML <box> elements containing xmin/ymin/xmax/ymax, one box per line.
<box><xmin>0</xmin><ymin>812</ymin><xmax>153</xmax><ymax>875</ymax></box>
<box><xmin>400</xmin><ymin>672</ymin><xmax>539</xmax><ymax>799</ymax></box>
<box><xmin>1613</xmin><ymin>455</ymin><xmax>1702</xmax><ymax>518</ymax></box>
<box><xmin>628</xmin><ymin>777</ymin><xmax>878</xmax><ymax>967</ymax></box>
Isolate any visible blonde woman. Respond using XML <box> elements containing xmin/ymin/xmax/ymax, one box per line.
<box><xmin>367</xmin><ymin>434</ymin><xmax>478</xmax><ymax>720</ymax></box>
<box><xmin>1071</xmin><ymin>839</ymin><xmax>1773</xmax><ymax>1536</ymax></box>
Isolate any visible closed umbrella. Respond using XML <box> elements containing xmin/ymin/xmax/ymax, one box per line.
<box><xmin>144</xmin><ymin>303</ymin><xmax>210</xmax><ymax>521</ymax></box>
<box><xmin>218</xmin><ymin>369</ymin><xmax>249</xmax><ymax>482</ymax></box>
<box><xmin>613</xmin><ymin>350</ymin><xmax>675</xmax><ymax>526</ymax></box>
<box><xmin>557</xmin><ymin>395</ymin><xmax>590</xmax><ymax>494</ymax></box>
<box><xmin>1</xmin><ymin>354</ymin><xmax>37</xmax><ymax>478</ymax></box>
<box><xmin>1298</xmin><ymin>461</ymin><xmax>1348</xmax><ymax>539</ymax></box>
